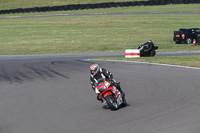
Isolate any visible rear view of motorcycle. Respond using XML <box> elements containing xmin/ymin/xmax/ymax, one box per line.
<box><xmin>138</xmin><ymin>40</ymin><xmax>159</xmax><ymax>57</ymax></box>
<box><xmin>94</xmin><ymin>78</ymin><xmax>127</xmax><ymax>110</ymax></box>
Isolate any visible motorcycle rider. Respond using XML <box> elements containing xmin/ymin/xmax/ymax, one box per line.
<box><xmin>90</xmin><ymin>64</ymin><xmax>125</xmax><ymax>102</ymax></box>
<box><xmin>142</xmin><ymin>40</ymin><xmax>154</xmax><ymax>52</ymax></box>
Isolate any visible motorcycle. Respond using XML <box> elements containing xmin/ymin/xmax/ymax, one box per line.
<box><xmin>94</xmin><ymin>78</ymin><xmax>126</xmax><ymax>110</ymax></box>
<box><xmin>138</xmin><ymin>44</ymin><xmax>158</xmax><ymax>57</ymax></box>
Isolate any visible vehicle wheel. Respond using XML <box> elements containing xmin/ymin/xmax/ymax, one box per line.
<box><xmin>186</xmin><ymin>38</ymin><xmax>192</xmax><ymax>44</ymax></box>
<box><xmin>105</xmin><ymin>95</ymin><xmax>118</xmax><ymax>110</ymax></box>
<box><xmin>150</xmin><ymin>51</ymin><xmax>156</xmax><ymax>57</ymax></box>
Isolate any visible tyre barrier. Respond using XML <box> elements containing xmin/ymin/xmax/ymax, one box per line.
<box><xmin>0</xmin><ymin>0</ymin><xmax>200</xmax><ymax>15</ymax></box>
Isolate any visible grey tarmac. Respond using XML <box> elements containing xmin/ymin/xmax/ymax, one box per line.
<box><xmin>0</xmin><ymin>52</ymin><xmax>200</xmax><ymax>133</ymax></box>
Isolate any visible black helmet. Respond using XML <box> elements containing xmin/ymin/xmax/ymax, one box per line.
<box><xmin>90</xmin><ymin>64</ymin><xmax>100</xmax><ymax>76</ymax></box>
<box><xmin>148</xmin><ymin>40</ymin><xmax>152</xmax><ymax>43</ymax></box>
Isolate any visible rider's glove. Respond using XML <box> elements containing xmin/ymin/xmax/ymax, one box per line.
<box><xmin>111</xmin><ymin>79</ymin><xmax>115</xmax><ymax>85</ymax></box>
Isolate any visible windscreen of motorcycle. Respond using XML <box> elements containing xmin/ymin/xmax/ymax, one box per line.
<box><xmin>95</xmin><ymin>78</ymin><xmax>110</xmax><ymax>93</ymax></box>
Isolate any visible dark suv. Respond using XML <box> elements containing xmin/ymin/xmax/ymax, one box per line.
<box><xmin>173</xmin><ymin>28</ymin><xmax>200</xmax><ymax>44</ymax></box>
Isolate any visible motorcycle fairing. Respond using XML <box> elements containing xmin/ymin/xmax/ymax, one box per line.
<box><xmin>111</xmin><ymin>86</ymin><xmax>123</xmax><ymax>105</ymax></box>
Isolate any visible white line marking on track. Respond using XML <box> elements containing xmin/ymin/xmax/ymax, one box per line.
<box><xmin>84</xmin><ymin>59</ymin><xmax>200</xmax><ymax>70</ymax></box>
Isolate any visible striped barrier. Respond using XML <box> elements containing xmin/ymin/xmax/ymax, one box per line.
<box><xmin>125</xmin><ymin>49</ymin><xmax>140</xmax><ymax>58</ymax></box>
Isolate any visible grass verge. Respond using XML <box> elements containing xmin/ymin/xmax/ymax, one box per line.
<box><xmin>93</xmin><ymin>55</ymin><xmax>200</xmax><ymax>68</ymax></box>
<box><xmin>1</xmin><ymin>4</ymin><xmax>200</xmax><ymax>16</ymax></box>
<box><xmin>0</xmin><ymin>4</ymin><xmax>200</xmax><ymax>67</ymax></box>
<box><xmin>0</xmin><ymin>0</ymin><xmax>147</xmax><ymax>10</ymax></box>
<box><xmin>0</xmin><ymin>12</ymin><xmax>200</xmax><ymax>55</ymax></box>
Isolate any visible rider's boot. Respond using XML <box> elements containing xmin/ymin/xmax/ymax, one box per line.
<box><xmin>113</xmin><ymin>81</ymin><xmax>125</xmax><ymax>99</ymax></box>
<box><xmin>117</xmin><ymin>86</ymin><xmax>125</xmax><ymax>98</ymax></box>
<box><xmin>121</xmin><ymin>91</ymin><xmax>125</xmax><ymax>99</ymax></box>
<box><xmin>113</xmin><ymin>82</ymin><xmax>126</xmax><ymax>106</ymax></box>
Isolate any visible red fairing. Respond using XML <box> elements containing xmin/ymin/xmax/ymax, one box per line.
<box><xmin>95</xmin><ymin>79</ymin><xmax>113</xmax><ymax>98</ymax></box>
<box><xmin>103</xmin><ymin>91</ymin><xmax>112</xmax><ymax>98</ymax></box>
<box><xmin>115</xmin><ymin>90</ymin><xmax>120</xmax><ymax>99</ymax></box>
<box><xmin>94</xmin><ymin>78</ymin><xmax>126</xmax><ymax>110</ymax></box>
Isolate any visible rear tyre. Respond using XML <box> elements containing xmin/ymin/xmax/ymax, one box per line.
<box><xmin>150</xmin><ymin>51</ymin><xmax>156</xmax><ymax>57</ymax></box>
<box><xmin>186</xmin><ymin>38</ymin><xmax>192</xmax><ymax>44</ymax></box>
<box><xmin>105</xmin><ymin>95</ymin><xmax>118</xmax><ymax>110</ymax></box>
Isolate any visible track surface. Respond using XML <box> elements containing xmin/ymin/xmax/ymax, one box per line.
<box><xmin>1</xmin><ymin>12</ymin><xmax>200</xmax><ymax>19</ymax></box>
<box><xmin>0</xmin><ymin>53</ymin><xmax>200</xmax><ymax>133</ymax></box>
<box><xmin>1</xmin><ymin>11</ymin><xmax>200</xmax><ymax>133</ymax></box>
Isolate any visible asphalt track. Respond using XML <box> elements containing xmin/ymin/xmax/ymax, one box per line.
<box><xmin>0</xmin><ymin>52</ymin><xmax>200</xmax><ymax>133</ymax></box>
<box><xmin>1</xmin><ymin>12</ymin><xmax>200</xmax><ymax>133</ymax></box>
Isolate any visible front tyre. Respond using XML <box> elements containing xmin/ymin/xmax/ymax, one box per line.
<box><xmin>105</xmin><ymin>95</ymin><xmax>118</xmax><ymax>110</ymax></box>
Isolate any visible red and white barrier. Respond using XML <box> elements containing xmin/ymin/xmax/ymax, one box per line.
<box><xmin>125</xmin><ymin>49</ymin><xmax>140</xmax><ymax>58</ymax></box>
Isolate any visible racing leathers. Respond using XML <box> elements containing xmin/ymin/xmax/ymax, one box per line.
<box><xmin>90</xmin><ymin>68</ymin><xmax>123</xmax><ymax>101</ymax></box>
<box><xmin>143</xmin><ymin>40</ymin><xmax>154</xmax><ymax>52</ymax></box>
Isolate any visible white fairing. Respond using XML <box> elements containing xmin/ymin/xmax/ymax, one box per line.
<box><xmin>95</xmin><ymin>87</ymin><xmax>100</xmax><ymax>94</ymax></box>
<box><xmin>112</xmin><ymin>86</ymin><xmax>123</xmax><ymax>105</ymax></box>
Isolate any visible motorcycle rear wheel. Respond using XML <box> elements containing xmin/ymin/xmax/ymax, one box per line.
<box><xmin>105</xmin><ymin>95</ymin><xmax>118</xmax><ymax>110</ymax></box>
<box><xmin>150</xmin><ymin>50</ymin><xmax>156</xmax><ymax>56</ymax></box>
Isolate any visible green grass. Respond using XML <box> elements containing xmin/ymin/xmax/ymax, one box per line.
<box><xmin>94</xmin><ymin>55</ymin><xmax>200</xmax><ymax>68</ymax></box>
<box><xmin>0</xmin><ymin>8</ymin><xmax>200</xmax><ymax>55</ymax></box>
<box><xmin>0</xmin><ymin>4</ymin><xmax>200</xmax><ymax>67</ymax></box>
<box><xmin>1</xmin><ymin>4</ymin><xmax>200</xmax><ymax>16</ymax></box>
<box><xmin>0</xmin><ymin>0</ymin><xmax>147</xmax><ymax>10</ymax></box>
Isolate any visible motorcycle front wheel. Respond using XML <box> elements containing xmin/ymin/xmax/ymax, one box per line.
<box><xmin>105</xmin><ymin>95</ymin><xmax>118</xmax><ymax>110</ymax></box>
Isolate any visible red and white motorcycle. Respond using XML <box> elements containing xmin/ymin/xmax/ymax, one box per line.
<box><xmin>94</xmin><ymin>78</ymin><xmax>126</xmax><ymax>110</ymax></box>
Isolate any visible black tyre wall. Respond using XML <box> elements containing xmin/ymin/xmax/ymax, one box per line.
<box><xmin>0</xmin><ymin>0</ymin><xmax>200</xmax><ymax>14</ymax></box>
